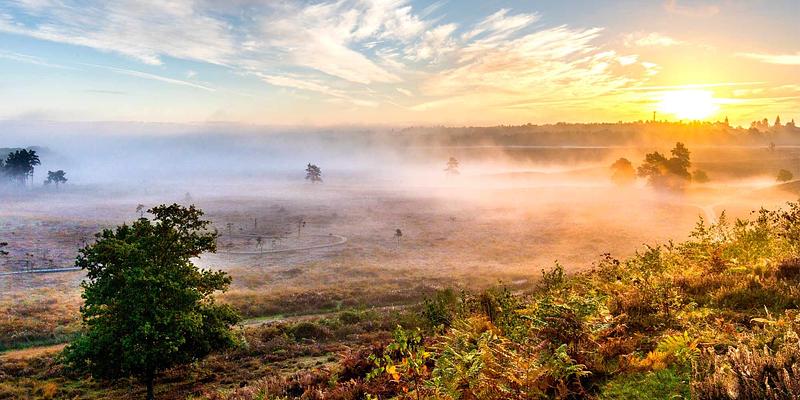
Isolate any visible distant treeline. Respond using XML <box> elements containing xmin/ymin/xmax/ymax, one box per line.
<box><xmin>394</xmin><ymin>120</ymin><xmax>800</xmax><ymax>147</ymax></box>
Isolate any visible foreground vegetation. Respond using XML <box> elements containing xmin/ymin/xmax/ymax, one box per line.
<box><xmin>5</xmin><ymin>200</ymin><xmax>800</xmax><ymax>398</ymax></box>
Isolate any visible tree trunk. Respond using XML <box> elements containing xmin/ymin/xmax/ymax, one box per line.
<box><xmin>146</xmin><ymin>376</ymin><xmax>155</xmax><ymax>400</ymax></box>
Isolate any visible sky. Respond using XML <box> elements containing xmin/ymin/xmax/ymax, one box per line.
<box><xmin>0</xmin><ymin>0</ymin><xmax>798</xmax><ymax>127</ymax></box>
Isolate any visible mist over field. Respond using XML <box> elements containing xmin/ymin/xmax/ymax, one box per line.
<box><xmin>3</xmin><ymin>0</ymin><xmax>800</xmax><ymax>398</ymax></box>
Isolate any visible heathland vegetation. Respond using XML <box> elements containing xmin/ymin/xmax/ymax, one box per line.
<box><xmin>4</xmin><ymin>199</ymin><xmax>800</xmax><ymax>399</ymax></box>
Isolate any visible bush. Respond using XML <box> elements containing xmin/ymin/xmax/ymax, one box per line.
<box><xmin>692</xmin><ymin>341</ymin><xmax>800</xmax><ymax>399</ymax></box>
<box><xmin>291</xmin><ymin>322</ymin><xmax>331</xmax><ymax>341</ymax></box>
<box><xmin>422</xmin><ymin>288</ymin><xmax>459</xmax><ymax>329</ymax></box>
<box><xmin>776</xmin><ymin>258</ymin><xmax>800</xmax><ymax>281</ymax></box>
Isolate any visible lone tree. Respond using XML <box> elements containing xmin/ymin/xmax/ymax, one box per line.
<box><xmin>136</xmin><ymin>204</ymin><xmax>146</xmax><ymax>218</ymax></box>
<box><xmin>45</xmin><ymin>170</ymin><xmax>68</xmax><ymax>188</ymax></box>
<box><xmin>305</xmin><ymin>163</ymin><xmax>322</xmax><ymax>183</ymax></box>
<box><xmin>637</xmin><ymin>142</ymin><xmax>692</xmax><ymax>190</ymax></box>
<box><xmin>692</xmin><ymin>170</ymin><xmax>710</xmax><ymax>184</ymax></box>
<box><xmin>394</xmin><ymin>228</ymin><xmax>403</xmax><ymax>247</ymax></box>
<box><xmin>777</xmin><ymin>169</ymin><xmax>794</xmax><ymax>182</ymax></box>
<box><xmin>3</xmin><ymin>149</ymin><xmax>40</xmax><ymax>186</ymax></box>
<box><xmin>0</xmin><ymin>242</ymin><xmax>8</xmax><ymax>256</ymax></box>
<box><xmin>610</xmin><ymin>158</ymin><xmax>636</xmax><ymax>186</ymax></box>
<box><xmin>62</xmin><ymin>204</ymin><xmax>240</xmax><ymax>400</ymax></box>
<box><xmin>444</xmin><ymin>157</ymin><xmax>460</xmax><ymax>176</ymax></box>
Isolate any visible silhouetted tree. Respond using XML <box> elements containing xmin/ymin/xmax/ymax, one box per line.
<box><xmin>136</xmin><ymin>204</ymin><xmax>146</xmax><ymax>218</ymax></box>
<box><xmin>62</xmin><ymin>204</ymin><xmax>240</xmax><ymax>400</ymax></box>
<box><xmin>637</xmin><ymin>142</ymin><xmax>692</xmax><ymax>190</ymax></box>
<box><xmin>45</xmin><ymin>170</ymin><xmax>67</xmax><ymax>188</ymax></box>
<box><xmin>444</xmin><ymin>157</ymin><xmax>460</xmax><ymax>176</ymax></box>
<box><xmin>775</xmin><ymin>115</ymin><xmax>782</xmax><ymax>128</ymax></box>
<box><xmin>610</xmin><ymin>157</ymin><xmax>636</xmax><ymax>185</ymax></box>
<box><xmin>3</xmin><ymin>149</ymin><xmax>40</xmax><ymax>186</ymax></box>
<box><xmin>0</xmin><ymin>242</ymin><xmax>8</xmax><ymax>256</ymax></box>
<box><xmin>394</xmin><ymin>228</ymin><xmax>403</xmax><ymax>247</ymax></box>
<box><xmin>777</xmin><ymin>169</ymin><xmax>794</xmax><ymax>182</ymax></box>
<box><xmin>305</xmin><ymin>164</ymin><xmax>322</xmax><ymax>183</ymax></box>
<box><xmin>692</xmin><ymin>170</ymin><xmax>710</xmax><ymax>184</ymax></box>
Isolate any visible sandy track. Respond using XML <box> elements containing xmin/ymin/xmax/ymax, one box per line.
<box><xmin>218</xmin><ymin>234</ymin><xmax>348</xmax><ymax>255</ymax></box>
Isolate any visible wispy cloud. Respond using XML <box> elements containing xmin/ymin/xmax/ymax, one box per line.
<box><xmin>624</xmin><ymin>32</ymin><xmax>683</xmax><ymax>47</ymax></box>
<box><xmin>83</xmin><ymin>63</ymin><xmax>216</xmax><ymax>92</ymax></box>
<box><xmin>663</xmin><ymin>0</ymin><xmax>720</xmax><ymax>17</ymax></box>
<box><xmin>0</xmin><ymin>0</ymin><xmax>235</xmax><ymax>65</ymax></box>
<box><xmin>0</xmin><ymin>1</ymin><xmax>661</xmax><ymax>117</ymax></box>
<box><xmin>0</xmin><ymin>50</ymin><xmax>73</xmax><ymax>69</ymax></box>
<box><xmin>738</xmin><ymin>52</ymin><xmax>800</xmax><ymax>65</ymax></box>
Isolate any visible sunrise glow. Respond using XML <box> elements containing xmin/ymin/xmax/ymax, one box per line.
<box><xmin>657</xmin><ymin>90</ymin><xmax>720</xmax><ymax>120</ymax></box>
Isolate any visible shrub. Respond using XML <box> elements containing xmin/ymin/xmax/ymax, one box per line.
<box><xmin>422</xmin><ymin>288</ymin><xmax>459</xmax><ymax>329</ymax></box>
<box><xmin>692</xmin><ymin>341</ymin><xmax>800</xmax><ymax>399</ymax></box>
<box><xmin>291</xmin><ymin>322</ymin><xmax>332</xmax><ymax>341</ymax></box>
<box><xmin>776</xmin><ymin>258</ymin><xmax>800</xmax><ymax>281</ymax></box>
<box><xmin>338</xmin><ymin>310</ymin><xmax>362</xmax><ymax>325</ymax></box>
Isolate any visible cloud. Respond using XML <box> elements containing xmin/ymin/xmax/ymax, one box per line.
<box><xmin>0</xmin><ymin>50</ymin><xmax>73</xmax><ymax>69</ymax></box>
<box><xmin>257</xmin><ymin>72</ymin><xmax>377</xmax><ymax>107</ymax></box>
<box><xmin>738</xmin><ymin>52</ymin><xmax>800</xmax><ymax>65</ymax></box>
<box><xmin>404</xmin><ymin>23</ymin><xmax>458</xmax><ymax>62</ymax></box>
<box><xmin>663</xmin><ymin>0</ymin><xmax>720</xmax><ymax>17</ymax></box>
<box><xmin>253</xmin><ymin>0</ymin><xmax>426</xmax><ymax>84</ymax></box>
<box><xmin>0</xmin><ymin>0</ymin><xmax>659</xmax><ymax>118</ymax></box>
<box><xmin>0</xmin><ymin>0</ymin><xmax>235</xmax><ymax>65</ymax></box>
<box><xmin>413</xmin><ymin>23</ymin><xmax>647</xmax><ymax>114</ymax></box>
<box><xmin>462</xmin><ymin>9</ymin><xmax>539</xmax><ymax>42</ymax></box>
<box><xmin>624</xmin><ymin>32</ymin><xmax>683</xmax><ymax>47</ymax></box>
<box><xmin>84</xmin><ymin>63</ymin><xmax>216</xmax><ymax>92</ymax></box>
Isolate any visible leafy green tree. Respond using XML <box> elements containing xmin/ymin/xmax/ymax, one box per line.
<box><xmin>44</xmin><ymin>170</ymin><xmax>68</xmax><ymax>188</ymax></box>
<box><xmin>62</xmin><ymin>204</ymin><xmax>240</xmax><ymax>400</ymax></box>
<box><xmin>3</xmin><ymin>149</ymin><xmax>40</xmax><ymax>185</ymax></box>
<box><xmin>610</xmin><ymin>158</ymin><xmax>636</xmax><ymax>186</ymax></box>
<box><xmin>637</xmin><ymin>142</ymin><xmax>692</xmax><ymax>189</ymax></box>
<box><xmin>305</xmin><ymin>163</ymin><xmax>322</xmax><ymax>183</ymax></box>
<box><xmin>777</xmin><ymin>169</ymin><xmax>794</xmax><ymax>182</ymax></box>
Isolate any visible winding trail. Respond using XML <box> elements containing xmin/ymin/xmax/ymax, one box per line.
<box><xmin>0</xmin><ymin>234</ymin><xmax>349</xmax><ymax>276</ymax></box>
<box><xmin>217</xmin><ymin>234</ymin><xmax>348</xmax><ymax>255</ymax></box>
<box><xmin>0</xmin><ymin>267</ymin><xmax>81</xmax><ymax>277</ymax></box>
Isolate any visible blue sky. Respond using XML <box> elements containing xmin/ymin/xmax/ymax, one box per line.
<box><xmin>0</xmin><ymin>0</ymin><xmax>798</xmax><ymax>126</ymax></box>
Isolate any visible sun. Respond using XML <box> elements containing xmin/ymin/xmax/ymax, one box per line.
<box><xmin>656</xmin><ymin>89</ymin><xmax>720</xmax><ymax>120</ymax></box>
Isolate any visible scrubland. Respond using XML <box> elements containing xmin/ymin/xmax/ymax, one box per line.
<box><xmin>3</xmin><ymin>143</ymin><xmax>800</xmax><ymax>399</ymax></box>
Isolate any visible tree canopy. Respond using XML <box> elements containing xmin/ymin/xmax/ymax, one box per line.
<box><xmin>62</xmin><ymin>204</ymin><xmax>240</xmax><ymax>400</ymax></box>
<box><xmin>45</xmin><ymin>170</ymin><xmax>68</xmax><ymax>187</ymax></box>
<box><xmin>305</xmin><ymin>163</ymin><xmax>322</xmax><ymax>183</ymax></box>
<box><xmin>444</xmin><ymin>157</ymin><xmax>460</xmax><ymax>176</ymax></box>
<box><xmin>777</xmin><ymin>169</ymin><xmax>794</xmax><ymax>182</ymax></box>
<box><xmin>636</xmin><ymin>142</ymin><xmax>692</xmax><ymax>189</ymax></box>
<box><xmin>2</xmin><ymin>149</ymin><xmax>40</xmax><ymax>185</ymax></box>
<box><xmin>610</xmin><ymin>157</ymin><xmax>636</xmax><ymax>186</ymax></box>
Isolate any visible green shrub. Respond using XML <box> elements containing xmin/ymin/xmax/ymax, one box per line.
<box><xmin>290</xmin><ymin>322</ymin><xmax>331</xmax><ymax>341</ymax></box>
<box><xmin>600</xmin><ymin>368</ymin><xmax>690</xmax><ymax>399</ymax></box>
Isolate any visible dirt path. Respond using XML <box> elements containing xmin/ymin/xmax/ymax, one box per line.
<box><xmin>0</xmin><ymin>266</ymin><xmax>81</xmax><ymax>277</ymax></box>
<box><xmin>218</xmin><ymin>234</ymin><xmax>348</xmax><ymax>255</ymax></box>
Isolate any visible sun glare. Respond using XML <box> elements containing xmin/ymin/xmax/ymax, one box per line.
<box><xmin>656</xmin><ymin>89</ymin><xmax>719</xmax><ymax>121</ymax></box>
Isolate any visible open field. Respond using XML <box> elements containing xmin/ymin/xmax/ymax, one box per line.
<box><xmin>2</xmin><ymin>144</ymin><xmax>800</xmax><ymax>398</ymax></box>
